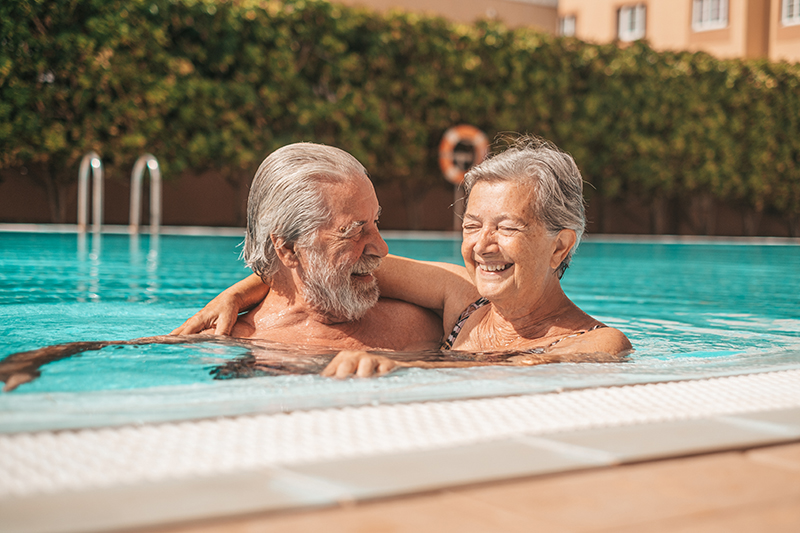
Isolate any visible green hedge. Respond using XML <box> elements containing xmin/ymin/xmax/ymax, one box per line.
<box><xmin>2</xmin><ymin>0</ymin><xmax>799</xmax><ymax>225</ymax></box>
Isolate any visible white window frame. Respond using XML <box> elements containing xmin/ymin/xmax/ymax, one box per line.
<box><xmin>559</xmin><ymin>15</ymin><xmax>577</xmax><ymax>37</ymax></box>
<box><xmin>618</xmin><ymin>4</ymin><xmax>646</xmax><ymax>42</ymax></box>
<box><xmin>692</xmin><ymin>0</ymin><xmax>729</xmax><ymax>32</ymax></box>
<box><xmin>784</xmin><ymin>0</ymin><xmax>800</xmax><ymax>26</ymax></box>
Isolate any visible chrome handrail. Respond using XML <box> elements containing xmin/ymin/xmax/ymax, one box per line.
<box><xmin>77</xmin><ymin>152</ymin><xmax>104</xmax><ymax>233</ymax></box>
<box><xmin>129</xmin><ymin>154</ymin><xmax>162</xmax><ymax>234</ymax></box>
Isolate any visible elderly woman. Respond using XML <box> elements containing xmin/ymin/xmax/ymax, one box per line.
<box><xmin>174</xmin><ymin>136</ymin><xmax>631</xmax><ymax>374</ymax></box>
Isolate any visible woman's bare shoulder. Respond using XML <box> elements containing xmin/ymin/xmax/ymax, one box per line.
<box><xmin>551</xmin><ymin>326</ymin><xmax>632</xmax><ymax>358</ymax></box>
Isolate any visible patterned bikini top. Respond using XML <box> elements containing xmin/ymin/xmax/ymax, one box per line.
<box><xmin>441</xmin><ymin>297</ymin><xmax>605</xmax><ymax>352</ymax></box>
<box><xmin>442</xmin><ymin>297</ymin><xmax>489</xmax><ymax>349</ymax></box>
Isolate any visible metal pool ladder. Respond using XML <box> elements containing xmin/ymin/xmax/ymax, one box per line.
<box><xmin>77</xmin><ymin>152</ymin><xmax>104</xmax><ymax>233</ymax></box>
<box><xmin>129</xmin><ymin>154</ymin><xmax>162</xmax><ymax>234</ymax></box>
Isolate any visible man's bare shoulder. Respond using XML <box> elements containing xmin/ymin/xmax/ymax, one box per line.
<box><xmin>367</xmin><ymin>298</ymin><xmax>443</xmax><ymax>349</ymax></box>
<box><xmin>371</xmin><ymin>297</ymin><xmax>442</xmax><ymax>324</ymax></box>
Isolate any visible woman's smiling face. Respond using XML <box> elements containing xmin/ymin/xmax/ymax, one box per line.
<box><xmin>461</xmin><ymin>180</ymin><xmax>570</xmax><ymax>312</ymax></box>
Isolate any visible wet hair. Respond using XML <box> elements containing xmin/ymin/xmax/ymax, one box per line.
<box><xmin>242</xmin><ymin>142</ymin><xmax>369</xmax><ymax>281</ymax></box>
<box><xmin>463</xmin><ymin>135</ymin><xmax>586</xmax><ymax>278</ymax></box>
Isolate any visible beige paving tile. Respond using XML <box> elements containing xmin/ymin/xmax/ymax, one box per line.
<box><xmin>730</xmin><ymin>407</ymin><xmax>800</xmax><ymax>432</ymax></box>
<box><xmin>154</xmin><ymin>490</ymin><xmax>556</xmax><ymax>533</ymax></box>
<box><xmin>604</xmin><ymin>496</ymin><xmax>800</xmax><ymax>533</ymax></box>
<box><xmin>287</xmin><ymin>439</ymin><xmax>611</xmax><ymax>499</ymax></box>
<box><xmin>0</xmin><ymin>468</ymin><xmax>347</xmax><ymax>533</ymax></box>
<box><xmin>450</xmin><ymin>451</ymin><xmax>800</xmax><ymax>532</ymax></box>
<box><xmin>746</xmin><ymin>442</ymin><xmax>800</xmax><ymax>472</ymax></box>
<box><xmin>145</xmin><ymin>446</ymin><xmax>800</xmax><ymax>533</ymax></box>
<box><xmin>538</xmin><ymin>419</ymin><xmax>792</xmax><ymax>462</ymax></box>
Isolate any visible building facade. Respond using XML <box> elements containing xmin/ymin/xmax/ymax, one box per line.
<box><xmin>335</xmin><ymin>0</ymin><xmax>558</xmax><ymax>31</ymax></box>
<box><xmin>558</xmin><ymin>0</ymin><xmax>800</xmax><ymax>62</ymax></box>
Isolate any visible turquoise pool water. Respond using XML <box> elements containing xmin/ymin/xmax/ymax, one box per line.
<box><xmin>1</xmin><ymin>231</ymin><xmax>799</xmax><ymax>433</ymax></box>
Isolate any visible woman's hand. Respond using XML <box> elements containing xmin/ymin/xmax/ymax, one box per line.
<box><xmin>321</xmin><ymin>350</ymin><xmax>405</xmax><ymax>378</ymax></box>
<box><xmin>171</xmin><ymin>274</ymin><xmax>270</xmax><ymax>336</ymax></box>
<box><xmin>170</xmin><ymin>293</ymin><xmax>243</xmax><ymax>335</ymax></box>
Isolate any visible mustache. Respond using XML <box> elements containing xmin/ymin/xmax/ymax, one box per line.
<box><xmin>350</xmin><ymin>254</ymin><xmax>382</xmax><ymax>275</ymax></box>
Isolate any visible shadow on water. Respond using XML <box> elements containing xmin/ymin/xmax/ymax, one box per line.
<box><xmin>1</xmin><ymin>334</ymin><xmax>626</xmax><ymax>391</ymax></box>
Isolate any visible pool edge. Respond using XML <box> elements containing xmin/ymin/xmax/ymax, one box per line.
<box><xmin>2</xmin><ymin>369</ymin><xmax>799</xmax><ymax>533</ymax></box>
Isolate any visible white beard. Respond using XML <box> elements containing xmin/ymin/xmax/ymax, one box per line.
<box><xmin>299</xmin><ymin>248</ymin><xmax>381</xmax><ymax>322</ymax></box>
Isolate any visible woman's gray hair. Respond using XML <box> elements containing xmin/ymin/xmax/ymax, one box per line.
<box><xmin>242</xmin><ymin>142</ymin><xmax>369</xmax><ymax>281</ymax></box>
<box><xmin>463</xmin><ymin>135</ymin><xmax>586</xmax><ymax>278</ymax></box>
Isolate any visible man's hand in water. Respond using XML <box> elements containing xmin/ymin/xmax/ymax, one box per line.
<box><xmin>321</xmin><ymin>351</ymin><xmax>405</xmax><ymax>378</ymax></box>
<box><xmin>0</xmin><ymin>360</ymin><xmax>39</xmax><ymax>392</ymax></box>
<box><xmin>0</xmin><ymin>336</ymin><xmax>211</xmax><ymax>392</ymax></box>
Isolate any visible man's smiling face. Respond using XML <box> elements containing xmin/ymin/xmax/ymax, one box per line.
<box><xmin>297</xmin><ymin>175</ymin><xmax>388</xmax><ymax>322</ymax></box>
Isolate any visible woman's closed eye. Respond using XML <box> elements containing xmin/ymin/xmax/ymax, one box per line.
<box><xmin>498</xmin><ymin>225</ymin><xmax>520</xmax><ymax>233</ymax></box>
<box><xmin>462</xmin><ymin>223</ymin><xmax>481</xmax><ymax>233</ymax></box>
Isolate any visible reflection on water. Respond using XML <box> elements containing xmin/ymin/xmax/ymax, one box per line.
<box><xmin>76</xmin><ymin>231</ymin><xmax>102</xmax><ymax>302</ymax></box>
<box><xmin>128</xmin><ymin>233</ymin><xmax>160</xmax><ymax>303</ymax></box>
<box><xmin>73</xmin><ymin>233</ymin><xmax>165</xmax><ymax>304</ymax></box>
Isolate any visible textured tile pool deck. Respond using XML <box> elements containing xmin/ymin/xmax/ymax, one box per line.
<box><xmin>149</xmin><ymin>442</ymin><xmax>800</xmax><ymax>533</ymax></box>
<box><xmin>2</xmin><ymin>370</ymin><xmax>800</xmax><ymax>533</ymax></box>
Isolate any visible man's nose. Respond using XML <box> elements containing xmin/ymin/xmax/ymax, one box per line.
<box><xmin>365</xmin><ymin>226</ymin><xmax>389</xmax><ymax>258</ymax></box>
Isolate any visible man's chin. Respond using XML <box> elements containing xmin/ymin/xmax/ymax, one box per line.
<box><xmin>308</xmin><ymin>285</ymin><xmax>379</xmax><ymax>323</ymax></box>
<box><xmin>345</xmin><ymin>285</ymin><xmax>380</xmax><ymax>320</ymax></box>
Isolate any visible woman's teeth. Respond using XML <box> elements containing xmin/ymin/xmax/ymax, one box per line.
<box><xmin>479</xmin><ymin>263</ymin><xmax>511</xmax><ymax>272</ymax></box>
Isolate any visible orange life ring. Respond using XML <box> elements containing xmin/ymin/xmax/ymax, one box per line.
<box><xmin>438</xmin><ymin>125</ymin><xmax>489</xmax><ymax>185</ymax></box>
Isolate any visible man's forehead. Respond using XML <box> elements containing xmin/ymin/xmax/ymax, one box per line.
<box><xmin>321</xmin><ymin>177</ymin><xmax>379</xmax><ymax>210</ymax></box>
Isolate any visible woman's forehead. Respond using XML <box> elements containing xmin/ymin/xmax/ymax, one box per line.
<box><xmin>466</xmin><ymin>180</ymin><xmax>535</xmax><ymax>217</ymax></box>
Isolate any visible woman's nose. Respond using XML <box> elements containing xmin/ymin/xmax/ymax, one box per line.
<box><xmin>473</xmin><ymin>227</ymin><xmax>498</xmax><ymax>254</ymax></box>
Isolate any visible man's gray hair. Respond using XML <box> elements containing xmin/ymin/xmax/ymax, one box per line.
<box><xmin>242</xmin><ymin>142</ymin><xmax>369</xmax><ymax>281</ymax></box>
<box><xmin>463</xmin><ymin>135</ymin><xmax>586</xmax><ymax>276</ymax></box>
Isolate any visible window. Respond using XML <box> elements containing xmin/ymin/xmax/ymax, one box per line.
<box><xmin>784</xmin><ymin>0</ymin><xmax>800</xmax><ymax>26</ymax></box>
<box><xmin>692</xmin><ymin>0</ymin><xmax>728</xmax><ymax>31</ymax></box>
<box><xmin>618</xmin><ymin>4</ymin><xmax>646</xmax><ymax>42</ymax></box>
<box><xmin>559</xmin><ymin>15</ymin><xmax>576</xmax><ymax>37</ymax></box>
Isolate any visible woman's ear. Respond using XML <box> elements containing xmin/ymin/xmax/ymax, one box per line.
<box><xmin>270</xmin><ymin>235</ymin><xmax>300</xmax><ymax>268</ymax></box>
<box><xmin>550</xmin><ymin>229</ymin><xmax>577</xmax><ymax>270</ymax></box>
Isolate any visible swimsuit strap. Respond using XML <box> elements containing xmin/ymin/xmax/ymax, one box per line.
<box><xmin>444</xmin><ymin>305</ymin><xmax>606</xmax><ymax>352</ymax></box>
<box><xmin>442</xmin><ymin>297</ymin><xmax>489</xmax><ymax>350</ymax></box>
<box><xmin>527</xmin><ymin>324</ymin><xmax>607</xmax><ymax>353</ymax></box>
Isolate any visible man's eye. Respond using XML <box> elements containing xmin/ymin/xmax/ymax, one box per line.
<box><xmin>462</xmin><ymin>224</ymin><xmax>480</xmax><ymax>232</ymax></box>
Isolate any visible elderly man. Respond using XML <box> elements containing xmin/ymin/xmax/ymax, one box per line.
<box><xmin>0</xmin><ymin>143</ymin><xmax>443</xmax><ymax>391</ymax></box>
<box><xmin>174</xmin><ymin>142</ymin><xmax>443</xmax><ymax>352</ymax></box>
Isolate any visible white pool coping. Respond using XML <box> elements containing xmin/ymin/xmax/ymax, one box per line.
<box><xmin>1</xmin><ymin>369</ymin><xmax>799</xmax><ymax>533</ymax></box>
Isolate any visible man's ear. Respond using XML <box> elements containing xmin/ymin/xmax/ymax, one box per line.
<box><xmin>550</xmin><ymin>229</ymin><xmax>577</xmax><ymax>270</ymax></box>
<box><xmin>271</xmin><ymin>235</ymin><xmax>300</xmax><ymax>268</ymax></box>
